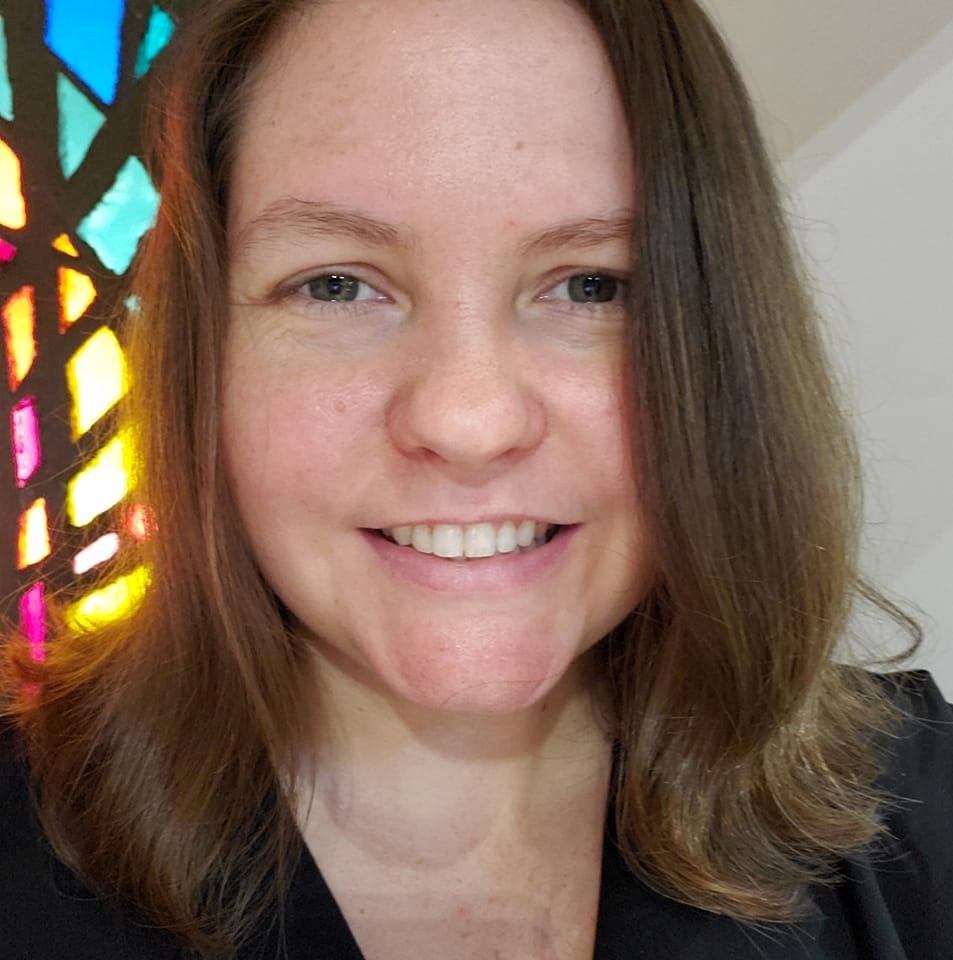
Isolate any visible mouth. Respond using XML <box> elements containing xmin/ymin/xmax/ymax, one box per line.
<box><xmin>372</xmin><ymin>520</ymin><xmax>563</xmax><ymax>560</ymax></box>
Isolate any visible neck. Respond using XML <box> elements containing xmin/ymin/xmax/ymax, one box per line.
<box><xmin>296</xmin><ymin>645</ymin><xmax>613</xmax><ymax>870</ymax></box>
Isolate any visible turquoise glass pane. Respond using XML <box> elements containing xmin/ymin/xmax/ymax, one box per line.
<box><xmin>57</xmin><ymin>73</ymin><xmax>106</xmax><ymax>178</ymax></box>
<box><xmin>77</xmin><ymin>156</ymin><xmax>159</xmax><ymax>274</ymax></box>
<box><xmin>44</xmin><ymin>0</ymin><xmax>126</xmax><ymax>105</ymax></box>
<box><xmin>135</xmin><ymin>5</ymin><xmax>175</xmax><ymax>79</ymax></box>
<box><xmin>0</xmin><ymin>15</ymin><xmax>12</xmax><ymax>121</ymax></box>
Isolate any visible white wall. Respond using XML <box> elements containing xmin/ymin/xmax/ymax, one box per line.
<box><xmin>781</xmin><ymin>22</ymin><xmax>953</xmax><ymax>696</ymax></box>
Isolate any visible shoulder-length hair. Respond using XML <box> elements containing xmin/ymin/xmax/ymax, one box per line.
<box><xmin>3</xmin><ymin>0</ymin><xmax>921</xmax><ymax>953</ymax></box>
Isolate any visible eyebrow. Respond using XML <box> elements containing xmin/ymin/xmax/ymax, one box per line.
<box><xmin>235</xmin><ymin>197</ymin><xmax>636</xmax><ymax>257</ymax></box>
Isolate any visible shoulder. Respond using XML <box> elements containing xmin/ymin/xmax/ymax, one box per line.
<box><xmin>0</xmin><ymin>721</ymin><xmax>182</xmax><ymax>960</ymax></box>
<box><xmin>833</xmin><ymin>669</ymin><xmax>953</xmax><ymax>958</ymax></box>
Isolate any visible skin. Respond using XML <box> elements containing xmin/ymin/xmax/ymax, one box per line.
<box><xmin>222</xmin><ymin>0</ymin><xmax>654</xmax><ymax>954</ymax></box>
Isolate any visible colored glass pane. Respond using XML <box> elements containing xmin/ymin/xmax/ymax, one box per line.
<box><xmin>3</xmin><ymin>285</ymin><xmax>35</xmax><ymax>390</ymax></box>
<box><xmin>58</xmin><ymin>266</ymin><xmax>97</xmax><ymax>332</ymax></box>
<box><xmin>67</xmin><ymin>565</ymin><xmax>148</xmax><ymax>632</ymax></box>
<box><xmin>77</xmin><ymin>156</ymin><xmax>158</xmax><ymax>274</ymax></box>
<box><xmin>44</xmin><ymin>0</ymin><xmax>125</xmax><ymax>105</ymax></box>
<box><xmin>0</xmin><ymin>138</ymin><xmax>26</xmax><ymax>229</ymax></box>
<box><xmin>57</xmin><ymin>73</ymin><xmax>107</xmax><ymax>178</ymax></box>
<box><xmin>66</xmin><ymin>326</ymin><xmax>127</xmax><ymax>438</ymax></box>
<box><xmin>66</xmin><ymin>433</ymin><xmax>130</xmax><ymax>527</ymax></box>
<box><xmin>135</xmin><ymin>5</ymin><xmax>175</xmax><ymax>79</ymax></box>
<box><xmin>11</xmin><ymin>395</ymin><xmax>41</xmax><ymax>487</ymax></box>
<box><xmin>126</xmin><ymin>502</ymin><xmax>156</xmax><ymax>541</ymax></box>
<box><xmin>19</xmin><ymin>582</ymin><xmax>45</xmax><ymax>661</ymax></box>
<box><xmin>0</xmin><ymin>15</ymin><xmax>12</xmax><ymax>121</ymax></box>
<box><xmin>0</xmin><ymin>237</ymin><xmax>16</xmax><ymax>262</ymax></box>
<box><xmin>52</xmin><ymin>233</ymin><xmax>79</xmax><ymax>257</ymax></box>
<box><xmin>17</xmin><ymin>497</ymin><xmax>50</xmax><ymax>569</ymax></box>
<box><xmin>73</xmin><ymin>531</ymin><xmax>120</xmax><ymax>575</ymax></box>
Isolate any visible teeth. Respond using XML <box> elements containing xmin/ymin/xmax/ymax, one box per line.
<box><xmin>516</xmin><ymin>520</ymin><xmax>536</xmax><ymax>547</ymax></box>
<box><xmin>381</xmin><ymin>520</ymin><xmax>558</xmax><ymax>560</ymax></box>
<box><xmin>411</xmin><ymin>525</ymin><xmax>433</xmax><ymax>554</ymax></box>
<box><xmin>432</xmin><ymin>524</ymin><xmax>464</xmax><ymax>558</ymax></box>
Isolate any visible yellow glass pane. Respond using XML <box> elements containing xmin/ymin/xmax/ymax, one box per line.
<box><xmin>17</xmin><ymin>498</ymin><xmax>50</xmax><ymax>569</ymax></box>
<box><xmin>3</xmin><ymin>285</ymin><xmax>35</xmax><ymax>390</ymax></box>
<box><xmin>66</xmin><ymin>326</ymin><xmax>127</xmax><ymax>438</ymax></box>
<box><xmin>53</xmin><ymin>233</ymin><xmax>79</xmax><ymax>257</ymax></box>
<box><xmin>58</xmin><ymin>266</ymin><xmax>97</xmax><ymax>332</ymax></box>
<box><xmin>0</xmin><ymin>137</ymin><xmax>26</xmax><ymax>229</ymax></box>
<box><xmin>66</xmin><ymin>433</ymin><xmax>131</xmax><ymax>527</ymax></box>
<box><xmin>67</xmin><ymin>565</ymin><xmax>149</xmax><ymax>632</ymax></box>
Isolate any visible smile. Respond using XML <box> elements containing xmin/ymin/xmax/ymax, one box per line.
<box><xmin>378</xmin><ymin>521</ymin><xmax>560</xmax><ymax>560</ymax></box>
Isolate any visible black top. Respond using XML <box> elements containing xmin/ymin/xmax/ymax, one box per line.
<box><xmin>2</xmin><ymin>670</ymin><xmax>951</xmax><ymax>959</ymax></box>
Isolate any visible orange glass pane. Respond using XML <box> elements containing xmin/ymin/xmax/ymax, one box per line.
<box><xmin>3</xmin><ymin>285</ymin><xmax>35</xmax><ymax>390</ymax></box>
<box><xmin>53</xmin><ymin>233</ymin><xmax>79</xmax><ymax>257</ymax></box>
<box><xmin>17</xmin><ymin>498</ymin><xmax>50</xmax><ymax>569</ymax></box>
<box><xmin>59</xmin><ymin>267</ymin><xmax>97</xmax><ymax>332</ymax></box>
<box><xmin>0</xmin><ymin>137</ymin><xmax>26</xmax><ymax>229</ymax></box>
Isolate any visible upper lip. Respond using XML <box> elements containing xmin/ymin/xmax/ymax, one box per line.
<box><xmin>369</xmin><ymin>517</ymin><xmax>565</xmax><ymax>529</ymax></box>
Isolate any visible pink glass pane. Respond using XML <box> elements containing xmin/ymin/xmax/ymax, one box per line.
<box><xmin>19</xmin><ymin>581</ymin><xmax>45</xmax><ymax>661</ymax></box>
<box><xmin>0</xmin><ymin>237</ymin><xmax>15</xmax><ymax>262</ymax></box>
<box><xmin>11</xmin><ymin>395</ymin><xmax>41</xmax><ymax>486</ymax></box>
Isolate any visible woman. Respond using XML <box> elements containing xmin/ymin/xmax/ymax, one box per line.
<box><xmin>2</xmin><ymin>0</ymin><xmax>949</xmax><ymax>957</ymax></box>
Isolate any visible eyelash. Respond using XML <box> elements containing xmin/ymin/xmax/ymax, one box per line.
<box><xmin>282</xmin><ymin>270</ymin><xmax>629</xmax><ymax>318</ymax></box>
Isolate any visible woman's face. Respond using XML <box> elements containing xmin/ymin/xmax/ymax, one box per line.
<box><xmin>222</xmin><ymin>0</ymin><xmax>654</xmax><ymax>715</ymax></box>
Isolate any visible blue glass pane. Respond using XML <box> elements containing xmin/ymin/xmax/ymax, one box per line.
<box><xmin>77</xmin><ymin>156</ymin><xmax>159</xmax><ymax>274</ymax></box>
<box><xmin>44</xmin><ymin>0</ymin><xmax>126</xmax><ymax>105</ymax></box>
<box><xmin>0</xmin><ymin>15</ymin><xmax>12</xmax><ymax>121</ymax></box>
<box><xmin>134</xmin><ymin>5</ymin><xmax>175</xmax><ymax>79</ymax></box>
<box><xmin>57</xmin><ymin>74</ymin><xmax>106</xmax><ymax>178</ymax></box>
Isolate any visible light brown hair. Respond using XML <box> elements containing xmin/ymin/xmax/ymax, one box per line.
<box><xmin>3</xmin><ymin>0</ymin><xmax>921</xmax><ymax>953</ymax></box>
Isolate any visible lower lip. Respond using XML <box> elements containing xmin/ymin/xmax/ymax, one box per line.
<box><xmin>361</xmin><ymin>526</ymin><xmax>579</xmax><ymax>593</ymax></box>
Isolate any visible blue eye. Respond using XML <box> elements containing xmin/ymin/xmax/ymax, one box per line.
<box><xmin>303</xmin><ymin>274</ymin><xmax>376</xmax><ymax>302</ymax></box>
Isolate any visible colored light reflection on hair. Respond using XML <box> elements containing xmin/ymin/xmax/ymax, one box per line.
<box><xmin>126</xmin><ymin>502</ymin><xmax>156</xmax><ymax>542</ymax></box>
<box><xmin>73</xmin><ymin>531</ymin><xmax>121</xmax><ymax>576</ymax></box>
<box><xmin>19</xmin><ymin>582</ymin><xmax>45</xmax><ymax>661</ymax></box>
<box><xmin>11</xmin><ymin>395</ymin><xmax>41</xmax><ymax>487</ymax></box>
<box><xmin>135</xmin><ymin>6</ymin><xmax>175</xmax><ymax>79</ymax></box>
<box><xmin>67</xmin><ymin>434</ymin><xmax>130</xmax><ymax>527</ymax></box>
<box><xmin>3</xmin><ymin>285</ymin><xmax>35</xmax><ymax>390</ymax></box>
<box><xmin>57</xmin><ymin>72</ymin><xmax>107</xmax><ymax>179</ymax></box>
<box><xmin>0</xmin><ymin>137</ymin><xmax>26</xmax><ymax>229</ymax></box>
<box><xmin>58</xmin><ymin>266</ymin><xmax>97</xmax><ymax>332</ymax></box>
<box><xmin>66</xmin><ymin>326</ymin><xmax>126</xmax><ymax>438</ymax></box>
<box><xmin>44</xmin><ymin>0</ymin><xmax>125</xmax><ymax>106</ymax></box>
<box><xmin>17</xmin><ymin>497</ymin><xmax>50</xmax><ymax>569</ymax></box>
<box><xmin>67</xmin><ymin>564</ymin><xmax>148</xmax><ymax>632</ymax></box>
<box><xmin>77</xmin><ymin>155</ymin><xmax>159</xmax><ymax>274</ymax></box>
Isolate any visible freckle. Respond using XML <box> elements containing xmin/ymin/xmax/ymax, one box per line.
<box><xmin>334</xmin><ymin>400</ymin><xmax>347</xmax><ymax>414</ymax></box>
<box><xmin>515</xmin><ymin>140</ymin><xmax>525</xmax><ymax>151</ymax></box>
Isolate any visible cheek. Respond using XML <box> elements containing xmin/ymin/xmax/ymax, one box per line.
<box><xmin>219</xmin><ymin>351</ymin><xmax>383</xmax><ymax>520</ymax></box>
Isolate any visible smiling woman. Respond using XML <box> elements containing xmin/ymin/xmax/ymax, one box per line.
<box><xmin>1</xmin><ymin>1</ymin><xmax>950</xmax><ymax>959</ymax></box>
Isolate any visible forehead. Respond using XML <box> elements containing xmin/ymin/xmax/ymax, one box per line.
<box><xmin>229</xmin><ymin>0</ymin><xmax>634</xmax><ymax>238</ymax></box>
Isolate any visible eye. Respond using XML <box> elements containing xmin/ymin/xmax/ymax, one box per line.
<box><xmin>301</xmin><ymin>273</ymin><xmax>381</xmax><ymax>303</ymax></box>
<box><xmin>542</xmin><ymin>273</ymin><xmax>626</xmax><ymax>305</ymax></box>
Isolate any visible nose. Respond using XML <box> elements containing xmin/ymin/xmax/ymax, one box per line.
<box><xmin>386</xmin><ymin>311</ymin><xmax>545</xmax><ymax>478</ymax></box>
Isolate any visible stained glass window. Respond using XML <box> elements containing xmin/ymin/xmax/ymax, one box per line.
<box><xmin>1</xmin><ymin>1</ymin><xmax>183</xmax><ymax>657</ymax></box>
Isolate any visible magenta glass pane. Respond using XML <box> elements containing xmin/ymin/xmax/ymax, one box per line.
<box><xmin>19</xmin><ymin>581</ymin><xmax>45</xmax><ymax>661</ymax></box>
<box><xmin>11</xmin><ymin>395</ymin><xmax>41</xmax><ymax>487</ymax></box>
<box><xmin>0</xmin><ymin>237</ymin><xmax>15</xmax><ymax>262</ymax></box>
